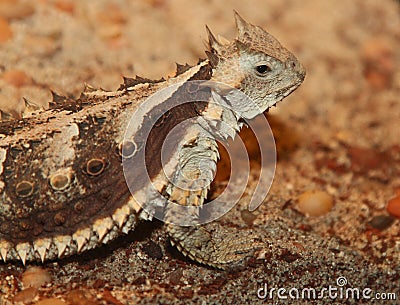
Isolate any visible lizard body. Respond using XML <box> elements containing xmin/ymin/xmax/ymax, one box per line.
<box><xmin>0</xmin><ymin>12</ymin><xmax>305</xmax><ymax>268</ymax></box>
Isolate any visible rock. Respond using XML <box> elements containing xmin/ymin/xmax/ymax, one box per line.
<box><xmin>21</xmin><ymin>267</ymin><xmax>51</xmax><ymax>289</ymax></box>
<box><xmin>2</xmin><ymin>69</ymin><xmax>33</xmax><ymax>87</ymax></box>
<box><xmin>368</xmin><ymin>215</ymin><xmax>395</xmax><ymax>230</ymax></box>
<box><xmin>13</xmin><ymin>287</ymin><xmax>37</xmax><ymax>303</ymax></box>
<box><xmin>53</xmin><ymin>0</ymin><xmax>75</xmax><ymax>14</ymax></box>
<box><xmin>0</xmin><ymin>16</ymin><xmax>12</xmax><ymax>42</ymax></box>
<box><xmin>297</xmin><ymin>190</ymin><xmax>334</xmax><ymax>216</ymax></box>
<box><xmin>0</xmin><ymin>0</ymin><xmax>34</xmax><ymax>20</ymax></box>
<box><xmin>361</xmin><ymin>38</ymin><xmax>394</xmax><ymax>89</ymax></box>
<box><xmin>387</xmin><ymin>196</ymin><xmax>400</xmax><ymax>218</ymax></box>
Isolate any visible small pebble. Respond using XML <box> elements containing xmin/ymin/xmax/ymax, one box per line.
<box><xmin>297</xmin><ymin>190</ymin><xmax>333</xmax><ymax>216</ymax></box>
<box><xmin>53</xmin><ymin>0</ymin><xmax>75</xmax><ymax>14</ymax></box>
<box><xmin>348</xmin><ymin>146</ymin><xmax>386</xmax><ymax>174</ymax></box>
<box><xmin>0</xmin><ymin>0</ymin><xmax>35</xmax><ymax>20</ymax></box>
<box><xmin>241</xmin><ymin>210</ymin><xmax>257</xmax><ymax>226</ymax></box>
<box><xmin>387</xmin><ymin>196</ymin><xmax>400</xmax><ymax>218</ymax></box>
<box><xmin>96</xmin><ymin>3</ymin><xmax>126</xmax><ymax>40</ymax></box>
<box><xmin>361</xmin><ymin>38</ymin><xmax>394</xmax><ymax>89</ymax></box>
<box><xmin>0</xmin><ymin>16</ymin><xmax>13</xmax><ymax>43</ymax></box>
<box><xmin>22</xmin><ymin>267</ymin><xmax>52</xmax><ymax>289</ymax></box>
<box><xmin>368</xmin><ymin>215</ymin><xmax>395</xmax><ymax>230</ymax></box>
<box><xmin>169</xmin><ymin>269</ymin><xmax>183</xmax><ymax>285</ymax></box>
<box><xmin>97</xmin><ymin>3</ymin><xmax>127</xmax><ymax>25</ymax></box>
<box><xmin>13</xmin><ymin>287</ymin><xmax>37</xmax><ymax>303</ymax></box>
<box><xmin>142</xmin><ymin>240</ymin><xmax>163</xmax><ymax>259</ymax></box>
<box><xmin>2</xmin><ymin>69</ymin><xmax>32</xmax><ymax>87</ymax></box>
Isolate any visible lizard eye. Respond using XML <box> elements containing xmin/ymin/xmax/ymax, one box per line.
<box><xmin>255</xmin><ymin>64</ymin><xmax>272</xmax><ymax>76</ymax></box>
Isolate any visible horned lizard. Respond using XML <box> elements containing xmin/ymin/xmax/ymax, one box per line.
<box><xmin>0</xmin><ymin>12</ymin><xmax>305</xmax><ymax>269</ymax></box>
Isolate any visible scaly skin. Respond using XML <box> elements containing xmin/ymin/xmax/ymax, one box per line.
<box><xmin>0</xmin><ymin>12</ymin><xmax>305</xmax><ymax>268</ymax></box>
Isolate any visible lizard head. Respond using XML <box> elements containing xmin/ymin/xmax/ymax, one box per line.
<box><xmin>206</xmin><ymin>11</ymin><xmax>306</xmax><ymax>118</ymax></box>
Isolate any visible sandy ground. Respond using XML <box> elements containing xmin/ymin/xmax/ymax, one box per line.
<box><xmin>0</xmin><ymin>0</ymin><xmax>399</xmax><ymax>304</ymax></box>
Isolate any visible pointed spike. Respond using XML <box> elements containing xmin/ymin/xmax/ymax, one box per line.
<box><xmin>119</xmin><ymin>75</ymin><xmax>154</xmax><ymax>90</ymax></box>
<box><xmin>0</xmin><ymin>249</ymin><xmax>6</xmax><ymax>262</ymax></box>
<box><xmin>49</xmin><ymin>91</ymin><xmax>69</xmax><ymax>109</ymax></box>
<box><xmin>50</xmin><ymin>90</ymin><xmax>67</xmax><ymax>104</ymax></box>
<box><xmin>205</xmin><ymin>25</ymin><xmax>222</xmax><ymax>53</ymax></box>
<box><xmin>127</xmin><ymin>196</ymin><xmax>142</xmax><ymax>213</ymax></box>
<box><xmin>23</xmin><ymin>97</ymin><xmax>44</xmax><ymax>111</ymax></box>
<box><xmin>217</xmin><ymin>34</ymin><xmax>230</xmax><ymax>45</ymax></box>
<box><xmin>191</xmin><ymin>194</ymin><xmax>200</xmax><ymax>207</ymax></box>
<box><xmin>16</xmin><ymin>243</ymin><xmax>31</xmax><ymax>265</ymax></box>
<box><xmin>175</xmin><ymin>63</ymin><xmax>192</xmax><ymax>76</ymax></box>
<box><xmin>119</xmin><ymin>76</ymin><xmax>134</xmax><ymax>90</ymax></box>
<box><xmin>205</xmin><ymin>51</ymin><xmax>220</xmax><ymax>67</ymax></box>
<box><xmin>235</xmin><ymin>39</ymin><xmax>248</xmax><ymax>52</ymax></box>
<box><xmin>23</xmin><ymin>98</ymin><xmax>44</xmax><ymax>117</ymax></box>
<box><xmin>0</xmin><ymin>240</ymin><xmax>12</xmax><ymax>262</ymax></box>
<box><xmin>73</xmin><ymin>228</ymin><xmax>91</xmax><ymax>253</ymax></box>
<box><xmin>0</xmin><ymin>110</ymin><xmax>11</xmax><ymax>121</ymax></box>
<box><xmin>76</xmin><ymin>238</ymin><xmax>85</xmax><ymax>253</ymax></box>
<box><xmin>33</xmin><ymin>238</ymin><xmax>51</xmax><ymax>263</ymax></box>
<box><xmin>95</xmin><ymin>226</ymin><xmax>107</xmax><ymax>241</ymax></box>
<box><xmin>23</xmin><ymin>97</ymin><xmax>33</xmax><ymax>108</ymax></box>
<box><xmin>83</xmin><ymin>83</ymin><xmax>97</xmax><ymax>93</ymax></box>
<box><xmin>112</xmin><ymin>205</ymin><xmax>131</xmax><ymax>229</ymax></box>
<box><xmin>121</xmin><ymin>226</ymin><xmax>130</xmax><ymax>235</ymax></box>
<box><xmin>234</xmin><ymin>10</ymin><xmax>251</xmax><ymax>37</ymax></box>
<box><xmin>201</xmin><ymin>188</ymin><xmax>208</xmax><ymax>200</ymax></box>
<box><xmin>165</xmin><ymin>185</ymin><xmax>172</xmax><ymax>196</ymax></box>
<box><xmin>0</xmin><ymin>109</ymin><xmax>20</xmax><ymax>121</ymax></box>
<box><xmin>135</xmin><ymin>75</ymin><xmax>149</xmax><ymax>83</ymax></box>
<box><xmin>92</xmin><ymin>217</ymin><xmax>114</xmax><ymax>241</ymax></box>
<box><xmin>175</xmin><ymin>62</ymin><xmax>183</xmax><ymax>71</ymax></box>
<box><xmin>54</xmin><ymin>235</ymin><xmax>71</xmax><ymax>258</ymax></box>
<box><xmin>37</xmin><ymin>248</ymin><xmax>46</xmax><ymax>263</ymax></box>
<box><xmin>122</xmin><ymin>76</ymin><xmax>134</xmax><ymax>85</ymax></box>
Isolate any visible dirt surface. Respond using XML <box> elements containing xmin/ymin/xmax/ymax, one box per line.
<box><xmin>1</xmin><ymin>0</ymin><xmax>400</xmax><ymax>304</ymax></box>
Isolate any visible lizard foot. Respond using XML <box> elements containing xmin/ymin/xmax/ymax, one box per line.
<box><xmin>167</xmin><ymin>223</ymin><xmax>264</xmax><ymax>269</ymax></box>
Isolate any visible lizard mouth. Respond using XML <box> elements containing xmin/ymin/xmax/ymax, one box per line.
<box><xmin>281</xmin><ymin>82</ymin><xmax>302</xmax><ymax>98</ymax></box>
<box><xmin>263</xmin><ymin>82</ymin><xmax>302</xmax><ymax>112</ymax></box>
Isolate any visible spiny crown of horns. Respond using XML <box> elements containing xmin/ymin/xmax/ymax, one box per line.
<box><xmin>206</xmin><ymin>11</ymin><xmax>293</xmax><ymax>66</ymax></box>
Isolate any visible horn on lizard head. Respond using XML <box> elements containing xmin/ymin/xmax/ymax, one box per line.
<box><xmin>234</xmin><ymin>10</ymin><xmax>252</xmax><ymax>39</ymax></box>
<box><xmin>205</xmin><ymin>25</ymin><xmax>223</xmax><ymax>54</ymax></box>
<box><xmin>205</xmin><ymin>25</ymin><xmax>223</xmax><ymax>67</ymax></box>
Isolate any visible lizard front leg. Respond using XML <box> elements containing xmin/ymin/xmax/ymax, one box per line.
<box><xmin>164</xmin><ymin>125</ymin><xmax>263</xmax><ymax>269</ymax></box>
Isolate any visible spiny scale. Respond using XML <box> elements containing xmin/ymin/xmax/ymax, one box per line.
<box><xmin>0</xmin><ymin>12</ymin><xmax>305</xmax><ymax>268</ymax></box>
<box><xmin>53</xmin><ymin>235</ymin><xmax>71</xmax><ymax>259</ymax></box>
